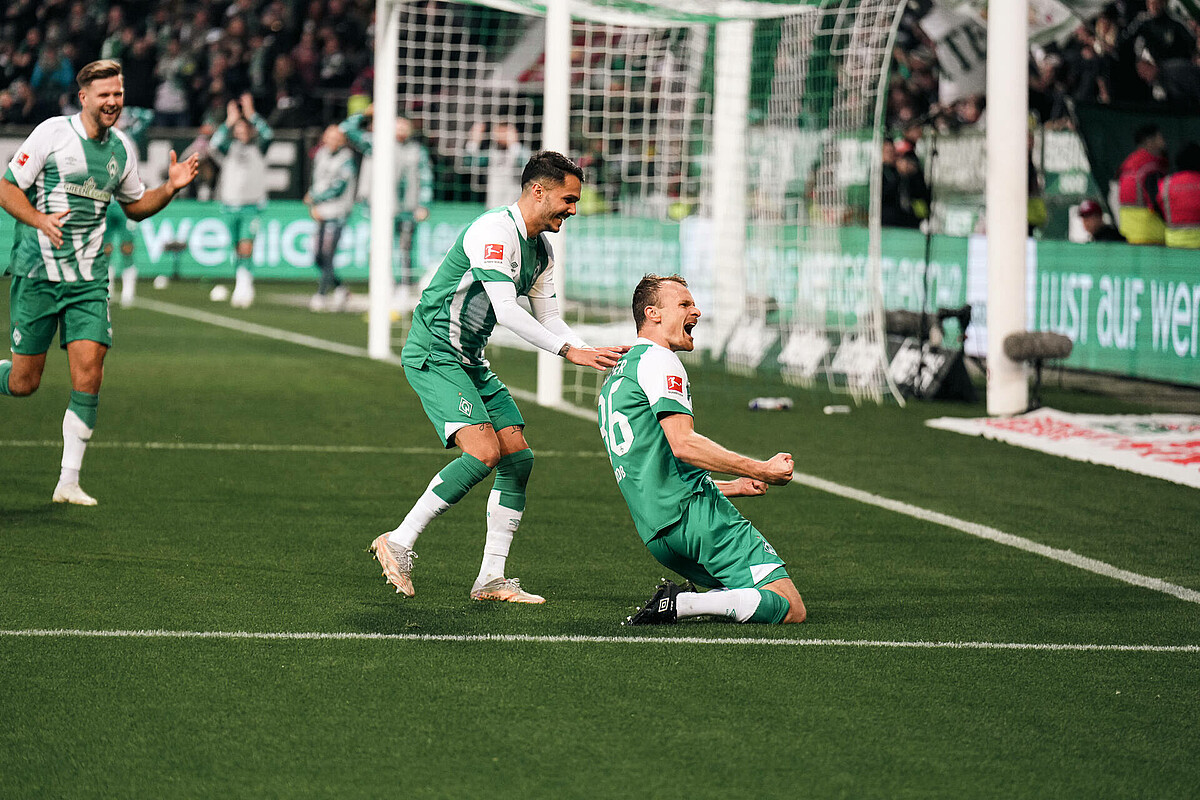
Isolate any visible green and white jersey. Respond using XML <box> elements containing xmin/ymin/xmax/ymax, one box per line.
<box><xmin>402</xmin><ymin>204</ymin><xmax>557</xmax><ymax>367</ymax></box>
<box><xmin>597</xmin><ymin>338</ymin><xmax>709</xmax><ymax>543</ymax></box>
<box><xmin>4</xmin><ymin>114</ymin><xmax>146</xmax><ymax>283</ymax></box>
<box><xmin>211</xmin><ymin>114</ymin><xmax>273</xmax><ymax>209</ymax></box>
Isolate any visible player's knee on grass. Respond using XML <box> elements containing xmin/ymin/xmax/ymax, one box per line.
<box><xmin>763</xmin><ymin>578</ymin><xmax>806</xmax><ymax>624</ymax></box>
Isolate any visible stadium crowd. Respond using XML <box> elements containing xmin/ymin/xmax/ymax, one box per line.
<box><xmin>887</xmin><ymin>0</ymin><xmax>1200</xmax><ymax>135</ymax></box>
<box><xmin>5</xmin><ymin>2</ymin><xmax>1197</xmax><ymax>134</ymax></box>
<box><xmin>0</xmin><ymin>0</ymin><xmax>374</xmax><ymax>128</ymax></box>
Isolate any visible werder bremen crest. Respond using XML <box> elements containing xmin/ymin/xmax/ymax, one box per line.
<box><xmin>107</xmin><ymin>156</ymin><xmax>118</xmax><ymax>181</ymax></box>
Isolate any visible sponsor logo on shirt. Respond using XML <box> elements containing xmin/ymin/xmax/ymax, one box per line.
<box><xmin>666</xmin><ymin>375</ymin><xmax>684</xmax><ymax>395</ymax></box>
<box><xmin>16</xmin><ymin>152</ymin><xmax>29</xmax><ymax>167</ymax></box>
<box><xmin>63</xmin><ymin>176</ymin><xmax>112</xmax><ymax>203</ymax></box>
<box><xmin>483</xmin><ymin>243</ymin><xmax>504</xmax><ymax>262</ymax></box>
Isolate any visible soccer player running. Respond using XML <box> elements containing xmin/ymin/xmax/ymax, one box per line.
<box><xmin>0</xmin><ymin>60</ymin><xmax>199</xmax><ymax>505</ymax></box>
<box><xmin>599</xmin><ymin>274</ymin><xmax>806</xmax><ymax>625</ymax></box>
<box><xmin>371</xmin><ymin>151</ymin><xmax>627</xmax><ymax>604</ymax></box>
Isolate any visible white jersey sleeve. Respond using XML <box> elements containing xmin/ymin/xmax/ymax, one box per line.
<box><xmin>112</xmin><ymin>127</ymin><xmax>146</xmax><ymax>203</ymax></box>
<box><xmin>5</xmin><ymin>119</ymin><xmax>58</xmax><ymax>190</ymax></box>
<box><xmin>636</xmin><ymin>345</ymin><xmax>693</xmax><ymax>416</ymax></box>
<box><xmin>482</xmin><ymin>280</ymin><xmax>569</xmax><ymax>355</ymax></box>
<box><xmin>527</xmin><ymin>247</ymin><xmax>588</xmax><ymax>348</ymax></box>
<box><xmin>462</xmin><ymin>213</ymin><xmax>521</xmax><ymax>283</ymax></box>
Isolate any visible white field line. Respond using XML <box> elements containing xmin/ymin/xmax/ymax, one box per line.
<box><xmin>135</xmin><ymin>298</ymin><xmax>595</xmax><ymax>421</ymax></box>
<box><xmin>1</xmin><ymin>628</ymin><xmax>1197</xmax><ymax>653</ymax></box>
<box><xmin>0</xmin><ymin>440</ymin><xmax>603</xmax><ymax>458</ymax></box>
<box><xmin>121</xmin><ymin>299</ymin><xmax>1200</xmax><ymax>606</ymax></box>
<box><xmin>792</xmin><ymin>473</ymin><xmax>1200</xmax><ymax>606</ymax></box>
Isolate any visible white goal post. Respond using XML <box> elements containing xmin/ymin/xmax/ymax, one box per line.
<box><xmin>368</xmin><ymin>0</ymin><xmax>910</xmax><ymax>409</ymax></box>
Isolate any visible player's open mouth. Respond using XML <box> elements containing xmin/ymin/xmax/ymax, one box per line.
<box><xmin>101</xmin><ymin>107</ymin><xmax>120</xmax><ymax>116</ymax></box>
<box><xmin>684</xmin><ymin>322</ymin><xmax>696</xmax><ymax>334</ymax></box>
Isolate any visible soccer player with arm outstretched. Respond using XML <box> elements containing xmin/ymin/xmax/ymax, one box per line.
<box><xmin>598</xmin><ymin>274</ymin><xmax>806</xmax><ymax>624</ymax></box>
<box><xmin>370</xmin><ymin>151</ymin><xmax>628</xmax><ymax>603</ymax></box>
<box><xmin>0</xmin><ymin>60</ymin><xmax>198</xmax><ymax>505</ymax></box>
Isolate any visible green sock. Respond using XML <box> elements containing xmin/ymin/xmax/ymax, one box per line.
<box><xmin>749</xmin><ymin>589</ymin><xmax>790</xmax><ymax>624</ymax></box>
<box><xmin>491</xmin><ymin>449</ymin><xmax>534</xmax><ymax>512</ymax></box>
<box><xmin>430</xmin><ymin>453</ymin><xmax>492</xmax><ymax>504</ymax></box>
<box><xmin>67</xmin><ymin>390</ymin><xmax>99</xmax><ymax>429</ymax></box>
<box><xmin>0</xmin><ymin>360</ymin><xmax>12</xmax><ymax>396</ymax></box>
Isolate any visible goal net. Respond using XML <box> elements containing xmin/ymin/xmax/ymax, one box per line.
<box><xmin>373</xmin><ymin>0</ymin><xmax>906</xmax><ymax>408</ymax></box>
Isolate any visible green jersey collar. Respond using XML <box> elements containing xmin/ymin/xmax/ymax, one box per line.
<box><xmin>506</xmin><ymin>203</ymin><xmax>535</xmax><ymax>243</ymax></box>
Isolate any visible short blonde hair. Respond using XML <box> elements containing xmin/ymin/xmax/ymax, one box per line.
<box><xmin>77</xmin><ymin>60</ymin><xmax>123</xmax><ymax>89</ymax></box>
<box><xmin>632</xmin><ymin>274</ymin><xmax>688</xmax><ymax>331</ymax></box>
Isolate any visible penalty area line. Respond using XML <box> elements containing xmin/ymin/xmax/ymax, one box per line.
<box><xmin>1</xmin><ymin>629</ymin><xmax>1198</xmax><ymax>653</ymax></box>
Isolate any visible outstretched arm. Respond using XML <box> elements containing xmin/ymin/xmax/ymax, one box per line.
<box><xmin>482</xmin><ymin>280</ymin><xmax>625</xmax><ymax>370</ymax></box>
<box><xmin>121</xmin><ymin>150</ymin><xmax>199</xmax><ymax>221</ymax></box>
<box><xmin>659</xmin><ymin>413</ymin><xmax>793</xmax><ymax>486</ymax></box>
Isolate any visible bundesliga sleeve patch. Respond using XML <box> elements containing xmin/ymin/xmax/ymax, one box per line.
<box><xmin>666</xmin><ymin>375</ymin><xmax>685</xmax><ymax>395</ymax></box>
<box><xmin>483</xmin><ymin>243</ymin><xmax>505</xmax><ymax>263</ymax></box>
<box><xmin>16</xmin><ymin>152</ymin><xmax>29</xmax><ymax>167</ymax></box>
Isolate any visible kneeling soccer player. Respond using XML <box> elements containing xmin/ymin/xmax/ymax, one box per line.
<box><xmin>598</xmin><ymin>274</ymin><xmax>806</xmax><ymax>625</ymax></box>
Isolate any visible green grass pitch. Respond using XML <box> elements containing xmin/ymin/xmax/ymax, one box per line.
<box><xmin>2</xmin><ymin>280</ymin><xmax>1198</xmax><ymax>798</ymax></box>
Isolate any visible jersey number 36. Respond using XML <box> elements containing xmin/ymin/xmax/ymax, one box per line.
<box><xmin>598</xmin><ymin>377</ymin><xmax>634</xmax><ymax>459</ymax></box>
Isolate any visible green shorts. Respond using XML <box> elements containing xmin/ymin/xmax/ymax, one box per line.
<box><xmin>646</xmin><ymin>481</ymin><xmax>789</xmax><ymax>591</ymax></box>
<box><xmin>104</xmin><ymin>203</ymin><xmax>137</xmax><ymax>246</ymax></box>
<box><xmin>8</xmin><ymin>276</ymin><xmax>112</xmax><ymax>355</ymax></box>
<box><xmin>223</xmin><ymin>204</ymin><xmax>263</xmax><ymax>245</ymax></box>
<box><xmin>404</xmin><ymin>358</ymin><xmax>525</xmax><ymax>448</ymax></box>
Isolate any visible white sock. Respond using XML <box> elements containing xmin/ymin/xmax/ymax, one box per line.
<box><xmin>476</xmin><ymin>489</ymin><xmax>521</xmax><ymax>586</ymax></box>
<box><xmin>676</xmin><ymin>588</ymin><xmax>762</xmax><ymax>622</ymax></box>
<box><xmin>387</xmin><ymin>475</ymin><xmax>450</xmax><ymax>549</ymax></box>
<box><xmin>235</xmin><ymin>267</ymin><xmax>254</xmax><ymax>290</ymax></box>
<box><xmin>59</xmin><ymin>409</ymin><xmax>93</xmax><ymax>485</ymax></box>
<box><xmin>121</xmin><ymin>266</ymin><xmax>138</xmax><ymax>302</ymax></box>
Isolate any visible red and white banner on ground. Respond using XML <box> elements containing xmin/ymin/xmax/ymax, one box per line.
<box><xmin>927</xmin><ymin>409</ymin><xmax>1200</xmax><ymax>489</ymax></box>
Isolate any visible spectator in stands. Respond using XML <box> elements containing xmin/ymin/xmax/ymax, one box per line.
<box><xmin>290</xmin><ymin>26</ymin><xmax>321</xmax><ymax>92</ymax></box>
<box><xmin>0</xmin><ymin>83</ymin><xmax>37</xmax><ymax>124</ymax></box>
<box><xmin>121</xmin><ymin>36</ymin><xmax>158</xmax><ymax>109</ymax></box>
<box><xmin>210</xmin><ymin>93</ymin><xmax>274</xmax><ymax>308</ymax></box>
<box><xmin>1117</xmin><ymin>124</ymin><xmax>1169</xmax><ymax>245</ymax></box>
<box><xmin>1078</xmin><ymin>199</ymin><xmax>1125</xmax><ymax>242</ymax></box>
<box><xmin>154</xmin><ymin>37</ymin><xmax>194</xmax><ymax>127</ymax></box>
<box><xmin>1158</xmin><ymin>142</ymin><xmax>1200</xmax><ymax>250</ymax></box>
<box><xmin>1061</xmin><ymin>22</ymin><xmax>1112</xmax><ymax>105</ymax></box>
<box><xmin>1133</xmin><ymin>51</ymin><xmax>1200</xmax><ymax>110</ymax></box>
<box><xmin>65</xmin><ymin>2</ymin><xmax>103</xmax><ymax>66</ymax></box>
<box><xmin>29</xmin><ymin>44</ymin><xmax>74</xmax><ymax>100</ymax></box>
<box><xmin>265</xmin><ymin>53</ymin><xmax>309</xmax><ymax>127</ymax></box>
<box><xmin>305</xmin><ymin>124</ymin><xmax>357</xmax><ymax>311</ymax></box>
<box><xmin>316</xmin><ymin>30</ymin><xmax>354</xmax><ymax>90</ymax></box>
<box><xmin>465</xmin><ymin>121</ymin><xmax>531</xmax><ymax>209</ymax></box>
<box><xmin>1126</xmin><ymin>0</ymin><xmax>1196</xmax><ymax>66</ymax></box>
<box><xmin>881</xmin><ymin>140</ymin><xmax>931</xmax><ymax>230</ymax></box>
